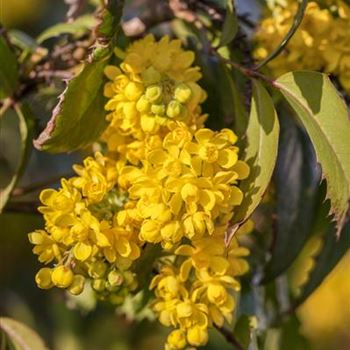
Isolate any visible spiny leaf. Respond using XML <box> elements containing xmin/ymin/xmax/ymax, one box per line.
<box><xmin>232</xmin><ymin>80</ymin><xmax>280</xmax><ymax>225</ymax></box>
<box><xmin>37</xmin><ymin>15</ymin><xmax>95</xmax><ymax>43</ymax></box>
<box><xmin>0</xmin><ymin>104</ymin><xmax>35</xmax><ymax>213</ymax></box>
<box><xmin>218</xmin><ymin>0</ymin><xmax>238</xmax><ymax>47</ymax></box>
<box><xmin>275</xmin><ymin>71</ymin><xmax>350</xmax><ymax>235</ymax></box>
<box><xmin>33</xmin><ymin>59</ymin><xmax>108</xmax><ymax>152</ymax></box>
<box><xmin>0</xmin><ymin>36</ymin><xmax>19</xmax><ymax>99</ymax></box>
<box><xmin>0</xmin><ymin>317</ymin><xmax>48</xmax><ymax>350</ymax></box>
<box><xmin>34</xmin><ymin>1</ymin><xmax>125</xmax><ymax>153</ymax></box>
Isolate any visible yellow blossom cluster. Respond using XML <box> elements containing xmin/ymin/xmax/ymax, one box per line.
<box><xmin>29</xmin><ymin>35</ymin><xmax>251</xmax><ymax>349</ymax></box>
<box><xmin>29</xmin><ymin>153</ymin><xmax>141</xmax><ymax>302</ymax></box>
<box><xmin>255</xmin><ymin>0</ymin><xmax>350</xmax><ymax>92</ymax></box>
<box><xmin>103</xmin><ymin>34</ymin><xmax>207</xmax><ymax>164</ymax></box>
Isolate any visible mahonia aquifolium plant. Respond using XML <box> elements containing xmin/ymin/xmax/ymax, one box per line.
<box><xmin>255</xmin><ymin>0</ymin><xmax>350</xmax><ymax>92</ymax></box>
<box><xmin>29</xmin><ymin>35</ymin><xmax>252</xmax><ymax>349</ymax></box>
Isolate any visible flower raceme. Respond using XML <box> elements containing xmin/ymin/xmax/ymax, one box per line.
<box><xmin>103</xmin><ymin>34</ymin><xmax>207</xmax><ymax>165</ymax></box>
<box><xmin>255</xmin><ymin>0</ymin><xmax>350</xmax><ymax>92</ymax></box>
<box><xmin>29</xmin><ymin>36</ymin><xmax>251</xmax><ymax>350</ymax></box>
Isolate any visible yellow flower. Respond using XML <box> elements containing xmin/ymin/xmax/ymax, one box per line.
<box><xmin>255</xmin><ymin>0</ymin><xmax>350</xmax><ymax>93</ymax></box>
<box><xmin>119</xmin><ymin>123</ymin><xmax>249</xmax><ymax>248</ymax></box>
<box><xmin>102</xmin><ymin>35</ymin><xmax>207</xmax><ymax>165</ymax></box>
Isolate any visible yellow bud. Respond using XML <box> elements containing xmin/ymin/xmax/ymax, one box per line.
<box><xmin>35</xmin><ymin>268</ymin><xmax>53</xmax><ymax>289</ymax></box>
<box><xmin>136</xmin><ymin>95</ymin><xmax>151</xmax><ymax>112</ymax></box>
<box><xmin>166</xmin><ymin>100</ymin><xmax>183</xmax><ymax>118</ymax></box>
<box><xmin>51</xmin><ymin>265</ymin><xmax>74</xmax><ymax>288</ymax></box>
<box><xmin>187</xmin><ymin>326</ymin><xmax>208</xmax><ymax>347</ymax></box>
<box><xmin>207</xmin><ymin>283</ymin><xmax>227</xmax><ymax>305</ymax></box>
<box><xmin>68</xmin><ymin>275</ymin><xmax>85</xmax><ymax>295</ymax></box>
<box><xmin>124</xmin><ymin>82</ymin><xmax>144</xmax><ymax>101</ymax></box>
<box><xmin>108</xmin><ymin>270</ymin><xmax>124</xmax><ymax>287</ymax></box>
<box><xmin>174</xmin><ymin>83</ymin><xmax>192</xmax><ymax>103</ymax></box>
<box><xmin>145</xmin><ymin>85</ymin><xmax>162</xmax><ymax>103</ymax></box>
<box><xmin>167</xmin><ymin>329</ymin><xmax>187</xmax><ymax>350</ymax></box>
<box><xmin>91</xmin><ymin>278</ymin><xmax>105</xmax><ymax>292</ymax></box>
<box><xmin>151</xmin><ymin>104</ymin><xmax>166</xmax><ymax>116</ymax></box>
<box><xmin>88</xmin><ymin>261</ymin><xmax>107</xmax><ymax>279</ymax></box>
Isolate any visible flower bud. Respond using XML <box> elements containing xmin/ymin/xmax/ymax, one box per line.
<box><xmin>51</xmin><ymin>265</ymin><xmax>74</xmax><ymax>288</ymax></box>
<box><xmin>145</xmin><ymin>85</ymin><xmax>162</xmax><ymax>103</ymax></box>
<box><xmin>166</xmin><ymin>100</ymin><xmax>183</xmax><ymax>118</ymax></box>
<box><xmin>167</xmin><ymin>329</ymin><xmax>187</xmax><ymax>350</ymax></box>
<box><xmin>174</xmin><ymin>83</ymin><xmax>192</xmax><ymax>103</ymax></box>
<box><xmin>68</xmin><ymin>275</ymin><xmax>85</xmax><ymax>295</ymax></box>
<box><xmin>35</xmin><ymin>268</ymin><xmax>53</xmax><ymax>289</ymax></box>
<box><xmin>136</xmin><ymin>95</ymin><xmax>150</xmax><ymax>113</ymax></box>
<box><xmin>108</xmin><ymin>270</ymin><xmax>124</xmax><ymax>287</ymax></box>
<box><xmin>91</xmin><ymin>278</ymin><xmax>105</xmax><ymax>292</ymax></box>
<box><xmin>124</xmin><ymin>82</ymin><xmax>144</xmax><ymax>101</ymax></box>
<box><xmin>187</xmin><ymin>326</ymin><xmax>208</xmax><ymax>347</ymax></box>
<box><xmin>151</xmin><ymin>104</ymin><xmax>166</xmax><ymax>116</ymax></box>
<box><xmin>88</xmin><ymin>261</ymin><xmax>107</xmax><ymax>279</ymax></box>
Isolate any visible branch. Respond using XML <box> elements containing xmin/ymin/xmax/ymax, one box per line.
<box><xmin>215</xmin><ymin>325</ymin><xmax>244</xmax><ymax>350</ymax></box>
<box><xmin>254</xmin><ymin>0</ymin><xmax>308</xmax><ymax>70</ymax></box>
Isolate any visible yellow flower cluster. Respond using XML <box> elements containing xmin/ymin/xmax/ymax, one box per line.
<box><xmin>255</xmin><ymin>0</ymin><xmax>350</xmax><ymax>92</ymax></box>
<box><xmin>103</xmin><ymin>34</ymin><xmax>207</xmax><ymax>165</ymax></box>
<box><xmin>29</xmin><ymin>35</ymin><xmax>251</xmax><ymax>349</ymax></box>
<box><xmin>29</xmin><ymin>153</ymin><xmax>141</xmax><ymax>302</ymax></box>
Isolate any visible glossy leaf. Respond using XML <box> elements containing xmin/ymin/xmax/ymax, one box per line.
<box><xmin>0</xmin><ymin>104</ymin><xmax>35</xmax><ymax>213</ymax></box>
<box><xmin>0</xmin><ymin>36</ymin><xmax>19</xmax><ymax>99</ymax></box>
<box><xmin>34</xmin><ymin>1</ymin><xmax>125</xmax><ymax>153</ymax></box>
<box><xmin>232</xmin><ymin>80</ymin><xmax>280</xmax><ymax>224</ymax></box>
<box><xmin>34</xmin><ymin>59</ymin><xmax>107</xmax><ymax>152</ymax></box>
<box><xmin>275</xmin><ymin>71</ymin><xmax>350</xmax><ymax>234</ymax></box>
<box><xmin>0</xmin><ymin>317</ymin><xmax>48</xmax><ymax>350</ymax></box>
<box><xmin>37</xmin><ymin>15</ymin><xmax>95</xmax><ymax>43</ymax></box>
<box><xmin>262</xmin><ymin>115</ymin><xmax>319</xmax><ymax>282</ymax></box>
<box><xmin>224</xmin><ymin>65</ymin><xmax>248</xmax><ymax>137</ymax></box>
<box><xmin>219</xmin><ymin>0</ymin><xmax>238</xmax><ymax>47</ymax></box>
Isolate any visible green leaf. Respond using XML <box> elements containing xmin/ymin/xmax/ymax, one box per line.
<box><xmin>275</xmin><ymin>71</ymin><xmax>350</xmax><ymax>234</ymax></box>
<box><xmin>33</xmin><ymin>59</ymin><xmax>108</xmax><ymax>152</ymax></box>
<box><xmin>0</xmin><ymin>317</ymin><xmax>48</xmax><ymax>350</ymax></box>
<box><xmin>224</xmin><ymin>65</ymin><xmax>248</xmax><ymax>137</ymax></box>
<box><xmin>34</xmin><ymin>1</ymin><xmax>125</xmax><ymax>153</ymax></box>
<box><xmin>37</xmin><ymin>15</ymin><xmax>95</xmax><ymax>43</ymax></box>
<box><xmin>219</xmin><ymin>0</ymin><xmax>238</xmax><ymax>47</ymax></box>
<box><xmin>0</xmin><ymin>104</ymin><xmax>35</xmax><ymax>213</ymax></box>
<box><xmin>232</xmin><ymin>80</ymin><xmax>280</xmax><ymax>224</ymax></box>
<box><xmin>233</xmin><ymin>315</ymin><xmax>251</xmax><ymax>350</ymax></box>
<box><xmin>0</xmin><ymin>36</ymin><xmax>19</xmax><ymax>99</ymax></box>
<box><xmin>294</xmin><ymin>215</ymin><xmax>350</xmax><ymax>306</ymax></box>
<box><xmin>262</xmin><ymin>114</ymin><xmax>319</xmax><ymax>283</ymax></box>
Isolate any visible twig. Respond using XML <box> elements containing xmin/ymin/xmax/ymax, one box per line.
<box><xmin>215</xmin><ymin>324</ymin><xmax>244</xmax><ymax>350</ymax></box>
<box><xmin>254</xmin><ymin>0</ymin><xmax>308</xmax><ymax>70</ymax></box>
<box><xmin>211</xmin><ymin>48</ymin><xmax>277</xmax><ymax>87</ymax></box>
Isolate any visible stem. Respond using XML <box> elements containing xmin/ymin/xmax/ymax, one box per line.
<box><xmin>254</xmin><ymin>0</ymin><xmax>308</xmax><ymax>70</ymax></box>
<box><xmin>215</xmin><ymin>325</ymin><xmax>244</xmax><ymax>350</ymax></box>
<box><xmin>212</xmin><ymin>49</ymin><xmax>277</xmax><ymax>87</ymax></box>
